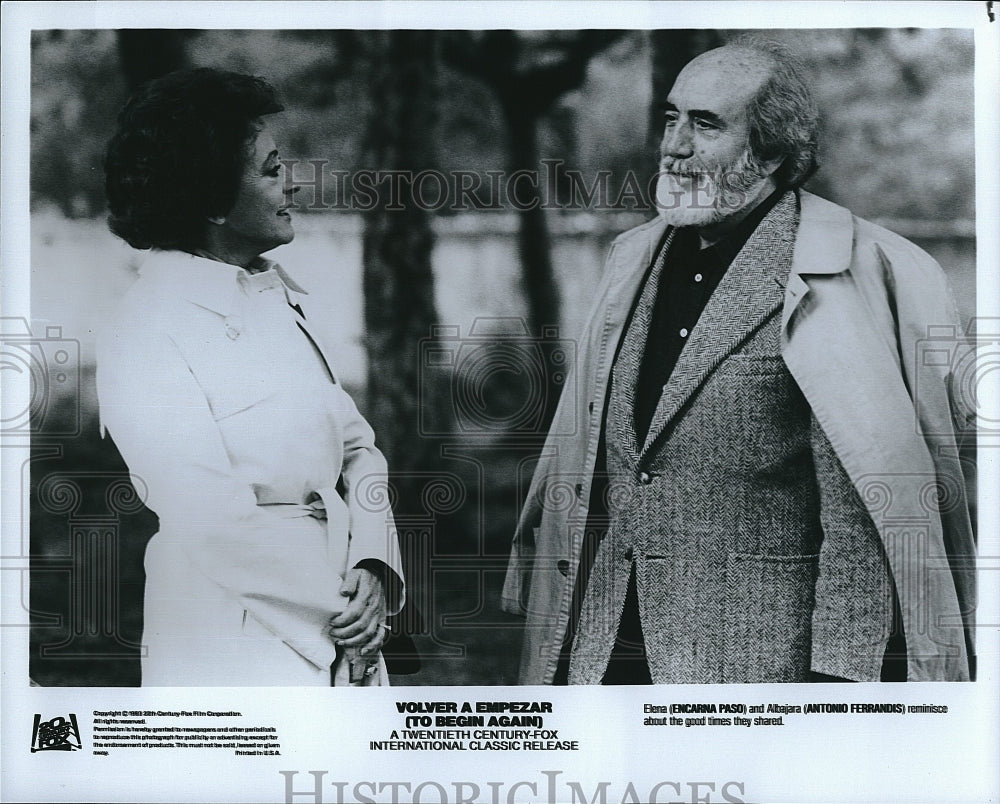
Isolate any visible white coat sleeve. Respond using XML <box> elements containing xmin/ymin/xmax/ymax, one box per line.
<box><xmin>334</xmin><ymin>383</ymin><xmax>405</xmax><ymax>613</ymax></box>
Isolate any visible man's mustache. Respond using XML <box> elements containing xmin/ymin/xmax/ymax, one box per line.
<box><xmin>658</xmin><ymin>158</ymin><xmax>718</xmax><ymax>178</ymax></box>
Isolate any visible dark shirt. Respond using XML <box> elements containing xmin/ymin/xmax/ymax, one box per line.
<box><xmin>633</xmin><ymin>188</ymin><xmax>786</xmax><ymax>445</ymax></box>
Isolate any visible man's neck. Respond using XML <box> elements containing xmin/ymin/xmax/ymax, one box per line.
<box><xmin>695</xmin><ymin>178</ymin><xmax>779</xmax><ymax>249</ymax></box>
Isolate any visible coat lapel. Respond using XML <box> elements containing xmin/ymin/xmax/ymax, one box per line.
<box><xmin>607</xmin><ymin>228</ymin><xmax>674</xmax><ymax>465</ymax></box>
<box><xmin>639</xmin><ymin>191</ymin><xmax>798</xmax><ymax>458</ymax></box>
<box><xmin>781</xmin><ymin>190</ymin><xmax>855</xmax><ymax>336</ymax></box>
<box><xmin>593</xmin><ymin>219</ymin><xmax>670</xmax><ymax>462</ymax></box>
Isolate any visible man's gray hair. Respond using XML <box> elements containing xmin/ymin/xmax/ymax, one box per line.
<box><xmin>726</xmin><ymin>35</ymin><xmax>820</xmax><ymax>188</ymax></box>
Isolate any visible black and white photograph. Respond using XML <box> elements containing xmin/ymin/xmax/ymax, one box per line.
<box><xmin>2</xmin><ymin>2</ymin><xmax>998</xmax><ymax>803</ymax></box>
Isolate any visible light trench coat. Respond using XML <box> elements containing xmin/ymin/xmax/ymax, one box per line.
<box><xmin>97</xmin><ymin>250</ymin><xmax>404</xmax><ymax>686</ymax></box>
<box><xmin>503</xmin><ymin>191</ymin><xmax>976</xmax><ymax>684</ymax></box>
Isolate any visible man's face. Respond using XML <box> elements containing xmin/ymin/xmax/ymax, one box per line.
<box><xmin>654</xmin><ymin>49</ymin><xmax>776</xmax><ymax>228</ymax></box>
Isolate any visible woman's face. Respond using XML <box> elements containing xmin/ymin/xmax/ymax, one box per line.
<box><xmin>214</xmin><ymin>119</ymin><xmax>296</xmax><ymax>263</ymax></box>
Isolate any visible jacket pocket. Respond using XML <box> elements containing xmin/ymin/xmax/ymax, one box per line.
<box><xmin>723</xmin><ymin>552</ymin><xmax>819</xmax><ymax>683</ymax></box>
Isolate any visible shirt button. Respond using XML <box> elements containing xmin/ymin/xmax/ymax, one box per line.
<box><xmin>679</xmin><ymin>328</ymin><xmax>689</xmax><ymax>338</ymax></box>
<box><xmin>694</xmin><ymin>273</ymin><xmax>703</xmax><ymax>282</ymax></box>
<box><xmin>638</xmin><ymin>471</ymin><xmax>652</xmax><ymax>485</ymax></box>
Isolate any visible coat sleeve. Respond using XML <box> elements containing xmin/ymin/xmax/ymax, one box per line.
<box><xmin>868</xmin><ymin>236</ymin><xmax>978</xmax><ymax>663</ymax></box>
<box><xmin>335</xmin><ymin>382</ymin><xmax>404</xmax><ymax>613</ymax></box>
<box><xmin>501</xmin><ymin>236</ymin><xmax>626</xmax><ymax>617</ymax></box>
<box><xmin>97</xmin><ymin>324</ymin><xmax>349</xmax><ymax>671</ymax></box>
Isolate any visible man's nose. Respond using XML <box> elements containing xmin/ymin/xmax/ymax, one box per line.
<box><xmin>662</xmin><ymin>121</ymin><xmax>694</xmax><ymax>160</ymax></box>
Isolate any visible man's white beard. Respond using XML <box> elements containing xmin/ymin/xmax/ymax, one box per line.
<box><xmin>655</xmin><ymin>148</ymin><xmax>771</xmax><ymax>228</ymax></box>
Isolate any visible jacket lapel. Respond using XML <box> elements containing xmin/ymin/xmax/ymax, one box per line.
<box><xmin>639</xmin><ymin>191</ymin><xmax>798</xmax><ymax>458</ymax></box>
<box><xmin>592</xmin><ymin>219</ymin><xmax>669</xmax><ymax>462</ymax></box>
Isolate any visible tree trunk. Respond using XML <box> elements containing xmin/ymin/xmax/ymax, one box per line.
<box><xmin>361</xmin><ymin>31</ymin><xmax>443</xmax><ymax>506</ymax></box>
<box><xmin>503</xmin><ymin>100</ymin><xmax>561</xmax><ymax>337</ymax></box>
<box><xmin>499</xmin><ymin>98</ymin><xmax>563</xmax><ymax>430</ymax></box>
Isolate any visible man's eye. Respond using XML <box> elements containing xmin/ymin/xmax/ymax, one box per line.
<box><xmin>663</xmin><ymin>114</ymin><xmax>678</xmax><ymax>126</ymax></box>
<box><xmin>694</xmin><ymin>119</ymin><xmax>718</xmax><ymax>131</ymax></box>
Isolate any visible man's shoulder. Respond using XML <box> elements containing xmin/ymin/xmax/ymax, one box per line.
<box><xmin>799</xmin><ymin>191</ymin><xmax>942</xmax><ymax>275</ymax></box>
<box><xmin>611</xmin><ymin>215</ymin><xmax>667</xmax><ymax>248</ymax></box>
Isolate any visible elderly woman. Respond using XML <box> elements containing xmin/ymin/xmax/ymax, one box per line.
<box><xmin>98</xmin><ymin>68</ymin><xmax>403</xmax><ymax>686</ymax></box>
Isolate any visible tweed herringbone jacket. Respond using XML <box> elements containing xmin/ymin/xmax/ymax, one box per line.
<box><xmin>503</xmin><ymin>191</ymin><xmax>975</xmax><ymax>684</ymax></box>
<box><xmin>567</xmin><ymin>193</ymin><xmax>893</xmax><ymax>684</ymax></box>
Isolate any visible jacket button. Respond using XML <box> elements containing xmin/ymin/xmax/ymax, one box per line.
<box><xmin>575</xmin><ymin>483</ymin><xmax>583</xmax><ymax>497</ymax></box>
<box><xmin>589</xmin><ymin>401</ymin><xmax>595</xmax><ymax>415</ymax></box>
<box><xmin>638</xmin><ymin>471</ymin><xmax>652</xmax><ymax>485</ymax></box>
<box><xmin>557</xmin><ymin>559</ymin><xmax>570</xmax><ymax>576</ymax></box>
<box><xmin>624</xmin><ymin>547</ymin><xmax>634</xmax><ymax>562</ymax></box>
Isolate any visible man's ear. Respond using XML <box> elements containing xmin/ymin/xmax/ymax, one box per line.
<box><xmin>759</xmin><ymin>153</ymin><xmax>785</xmax><ymax>179</ymax></box>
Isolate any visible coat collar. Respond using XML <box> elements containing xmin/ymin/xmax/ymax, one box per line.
<box><xmin>604</xmin><ymin>191</ymin><xmax>858</xmax><ymax>358</ymax></box>
<box><xmin>782</xmin><ymin>191</ymin><xmax>855</xmax><ymax>334</ymax></box>
<box><xmin>138</xmin><ymin>249</ymin><xmax>309</xmax><ymax>318</ymax></box>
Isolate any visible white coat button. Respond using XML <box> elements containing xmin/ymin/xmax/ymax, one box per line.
<box><xmin>679</xmin><ymin>328</ymin><xmax>689</xmax><ymax>338</ymax></box>
<box><xmin>694</xmin><ymin>273</ymin><xmax>703</xmax><ymax>282</ymax></box>
<box><xmin>223</xmin><ymin>314</ymin><xmax>242</xmax><ymax>340</ymax></box>
<box><xmin>638</xmin><ymin>471</ymin><xmax>652</xmax><ymax>485</ymax></box>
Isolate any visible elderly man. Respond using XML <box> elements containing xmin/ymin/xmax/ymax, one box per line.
<box><xmin>502</xmin><ymin>38</ymin><xmax>975</xmax><ymax>684</ymax></box>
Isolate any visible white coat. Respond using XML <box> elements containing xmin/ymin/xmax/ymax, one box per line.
<box><xmin>97</xmin><ymin>250</ymin><xmax>404</xmax><ymax>686</ymax></box>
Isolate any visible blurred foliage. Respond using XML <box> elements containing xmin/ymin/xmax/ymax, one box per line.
<box><xmin>30</xmin><ymin>30</ymin><xmax>125</xmax><ymax>217</ymax></box>
<box><xmin>30</xmin><ymin>28</ymin><xmax>974</xmax><ymax>222</ymax></box>
<box><xmin>758</xmin><ymin>28</ymin><xmax>974</xmax><ymax>220</ymax></box>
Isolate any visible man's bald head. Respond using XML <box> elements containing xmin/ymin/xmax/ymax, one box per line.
<box><xmin>676</xmin><ymin>37</ymin><xmax>820</xmax><ymax>189</ymax></box>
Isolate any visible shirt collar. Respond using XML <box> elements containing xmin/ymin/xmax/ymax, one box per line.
<box><xmin>701</xmin><ymin>187</ymin><xmax>787</xmax><ymax>268</ymax></box>
<box><xmin>138</xmin><ymin>250</ymin><xmax>308</xmax><ymax>317</ymax></box>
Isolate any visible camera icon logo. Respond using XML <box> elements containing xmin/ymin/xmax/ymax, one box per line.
<box><xmin>418</xmin><ymin>317</ymin><xmax>577</xmax><ymax>437</ymax></box>
<box><xmin>914</xmin><ymin>319</ymin><xmax>999</xmax><ymax>437</ymax></box>
<box><xmin>1</xmin><ymin>317</ymin><xmax>81</xmax><ymax>437</ymax></box>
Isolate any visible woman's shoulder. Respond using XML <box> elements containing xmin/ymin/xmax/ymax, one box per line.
<box><xmin>98</xmin><ymin>252</ymin><xmax>197</xmax><ymax>359</ymax></box>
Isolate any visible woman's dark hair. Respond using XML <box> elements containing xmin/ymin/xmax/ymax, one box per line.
<box><xmin>104</xmin><ymin>68</ymin><xmax>283</xmax><ymax>251</ymax></box>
